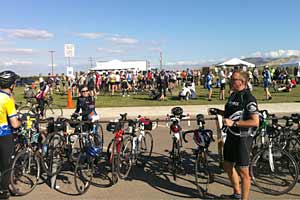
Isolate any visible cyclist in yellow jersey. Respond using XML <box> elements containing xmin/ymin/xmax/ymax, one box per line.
<box><xmin>0</xmin><ymin>71</ymin><xmax>21</xmax><ymax>199</ymax></box>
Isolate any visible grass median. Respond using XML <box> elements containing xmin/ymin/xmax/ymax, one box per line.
<box><xmin>13</xmin><ymin>85</ymin><xmax>300</xmax><ymax>108</ymax></box>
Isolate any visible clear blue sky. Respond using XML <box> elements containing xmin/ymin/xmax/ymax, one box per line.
<box><xmin>0</xmin><ymin>0</ymin><xmax>300</xmax><ymax>75</ymax></box>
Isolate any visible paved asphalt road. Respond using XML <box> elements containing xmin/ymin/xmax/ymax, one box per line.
<box><xmin>10</xmin><ymin>113</ymin><xmax>300</xmax><ymax>200</ymax></box>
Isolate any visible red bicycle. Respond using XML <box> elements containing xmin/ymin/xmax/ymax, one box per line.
<box><xmin>106</xmin><ymin>113</ymin><xmax>132</xmax><ymax>184</ymax></box>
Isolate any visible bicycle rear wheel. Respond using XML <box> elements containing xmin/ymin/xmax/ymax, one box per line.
<box><xmin>117</xmin><ymin>138</ymin><xmax>132</xmax><ymax>179</ymax></box>
<box><xmin>41</xmin><ymin>132</ymin><xmax>65</xmax><ymax>176</ymax></box>
<box><xmin>108</xmin><ymin>139</ymin><xmax>118</xmax><ymax>184</ymax></box>
<box><xmin>250</xmin><ymin>147</ymin><xmax>299</xmax><ymax>195</ymax></box>
<box><xmin>195</xmin><ymin>151</ymin><xmax>211</xmax><ymax>198</ymax></box>
<box><xmin>74</xmin><ymin>151</ymin><xmax>94</xmax><ymax>194</ymax></box>
<box><xmin>138</xmin><ymin>131</ymin><xmax>153</xmax><ymax>165</ymax></box>
<box><xmin>10</xmin><ymin>150</ymin><xmax>40</xmax><ymax>196</ymax></box>
<box><xmin>44</xmin><ymin>104</ymin><xmax>63</xmax><ymax>118</ymax></box>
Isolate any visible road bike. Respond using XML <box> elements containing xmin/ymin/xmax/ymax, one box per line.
<box><xmin>166</xmin><ymin>106</ymin><xmax>190</xmax><ymax>181</ymax></box>
<box><xmin>183</xmin><ymin>114</ymin><xmax>215</xmax><ymax>198</ymax></box>
<box><xmin>18</xmin><ymin>95</ymin><xmax>63</xmax><ymax>119</ymax></box>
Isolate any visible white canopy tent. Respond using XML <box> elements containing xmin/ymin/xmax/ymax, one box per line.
<box><xmin>90</xmin><ymin>59</ymin><xmax>149</xmax><ymax>71</ymax></box>
<box><xmin>216</xmin><ymin>58</ymin><xmax>255</xmax><ymax>68</ymax></box>
<box><xmin>279</xmin><ymin>59</ymin><xmax>300</xmax><ymax>68</ymax></box>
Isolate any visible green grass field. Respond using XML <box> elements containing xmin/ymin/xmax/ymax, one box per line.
<box><xmin>13</xmin><ymin>85</ymin><xmax>300</xmax><ymax>108</ymax></box>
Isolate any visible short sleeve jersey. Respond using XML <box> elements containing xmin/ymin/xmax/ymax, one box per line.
<box><xmin>0</xmin><ymin>90</ymin><xmax>17</xmax><ymax>136</ymax></box>
<box><xmin>224</xmin><ymin>89</ymin><xmax>259</xmax><ymax>137</ymax></box>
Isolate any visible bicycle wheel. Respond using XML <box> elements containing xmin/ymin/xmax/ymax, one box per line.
<box><xmin>44</xmin><ymin>104</ymin><xmax>63</xmax><ymax>118</ymax></box>
<box><xmin>108</xmin><ymin>139</ymin><xmax>118</xmax><ymax>184</ymax></box>
<box><xmin>195</xmin><ymin>151</ymin><xmax>211</xmax><ymax>197</ymax></box>
<box><xmin>40</xmin><ymin>132</ymin><xmax>65</xmax><ymax>176</ymax></box>
<box><xmin>93</xmin><ymin>123</ymin><xmax>104</xmax><ymax>147</ymax></box>
<box><xmin>18</xmin><ymin>106</ymin><xmax>35</xmax><ymax>115</ymax></box>
<box><xmin>171</xmin><ymin>140</ymin><xmax>180</xmax><ymax>181</ymax></box>
<box><xmin>74</xmin><ymin>151</ymin><xmax>94</xmax><ymax>194</ymax></box>
<box><xmin>10</xmin><ymin>150</ymin><xmax>40</xmax><ymax>196</ymax></box>
<box><xmin>250</xmin><ymin>147</ymin><xmax>299</xmax><ymax>195</ymax></box>
<box><xmin>138</xmin><ymin>131</ymin><xmax>153</xmax><ymax>165</ymax></box>
<box><xmin>117</xmin><ymin>138</ymin><xmax>132</xmax><ymax>179</ymax></box>
<box><xmin>285</xmin><ymin>136</ymin><xmax>300</xmax><ymax>166</ymax></box>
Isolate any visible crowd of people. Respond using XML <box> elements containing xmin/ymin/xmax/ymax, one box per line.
<box><xmin>25</xmin><ymin>65</ymin><xmax>299</xmax><ymax>104</ymax></box>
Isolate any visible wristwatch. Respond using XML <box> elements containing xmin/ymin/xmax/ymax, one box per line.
<box><xmin>233</xmin><ymin>121</ymin><xmax>238</xmax><ymax>127</ymax></box>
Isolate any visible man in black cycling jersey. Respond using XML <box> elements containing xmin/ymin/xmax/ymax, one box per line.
<box><xmin>72</xmin><ymin>85</ymin><xmax>97</xmax><ymax>123</ymax></box>
<box><xmin>0</xmin><ymin>71</ymin><xmax>21</xmax><ymax>199</ymax></box>
<box><xmin>209</xmin><ymin>70</ymin><xmax>259</xmax><ymax>200</ymax></box>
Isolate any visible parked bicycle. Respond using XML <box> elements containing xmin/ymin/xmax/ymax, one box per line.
<box><xmin>122</xmin><ymin>116</ymin><xmax>156</xmax><ymax>167</ymax></box>
<box><xmin>182</xmin><ymin>114</ymin><xmax>215</xmax><ymax>198</ymax></box>
<box><xmin>166</xmin><ymin>106</ymin><xmax>190</xmax><ymax>181</ymax></box>
<box><xmin>10</xmin><ymin>113</ymin><xmax>55</xmax><ymax>196</ymax></box>
<box><xmin>250</xmin><ymin>114</ymin><xmax>299</xmax><ymax>195</ymax></box>
<box><xmin>106</xmin><ymin>113</ymin><xmax>131</xmax><ymax>183</ymax></box>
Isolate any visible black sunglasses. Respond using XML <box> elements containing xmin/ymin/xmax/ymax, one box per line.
<box><xmin>81</xmin><ymin>90</ymin><xmax>89</xmax><ymax>93</ymax></box>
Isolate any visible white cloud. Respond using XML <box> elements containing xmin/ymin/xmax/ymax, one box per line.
<box><xmin>0</xmin><ymin>28</ymin><xmax>53</xmax><ymax>39</ymax></box>
<box><xmin>1</xmin><ymin>60</ymin><xmax>33</xmax><ymax>66</ymax></box>
<box><xmin>74</xmin><ymin>32</ymin><xmax>104</xmax><ymax>39</ymax></box>
<box><xmin>106</xmin><ymin>36</ymin><xmax>138</xmax><ymax>45</ymax></box>
<box><xmin>0</xmin><ymin>48</ymin><xmax>34</xmax><ymax>54</ymax></box>
<box><xmin>251</xmin><ymin>49</ymin><xmax>300</xmax><ymax>58</ymax></box>
<box><xmin>97</xmin><ymin>48</ymin><xmax>124</xmax><ymax>54</ymax></box>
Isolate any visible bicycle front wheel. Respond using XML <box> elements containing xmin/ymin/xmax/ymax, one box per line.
<box><xmin>250</xmin><ymin>147</ymin><xmax>299</xmax><ymax>195</ymax></box>
<box><xmin>44</xmin><ymin>104</ymin><xmax>63</xmax><ymax>118</ymax></box>
<box><xmin>195</xmin><ymin>151</ymin><xmax>211</xmax><ymax>198</ymax></box>
<box><xmin>74</xmin><ymin>151</ymin><xmax>94</xmax><ymax>194</ymax></box>
<box><xmin>10</xmin><ymin>150</ymin><xmax>40</xmax><ymax>196</ymax></box>
<box><xmin>18</xmin><ymin>105</ymin><xmax>36</xmax><ymax>115</ymax></box>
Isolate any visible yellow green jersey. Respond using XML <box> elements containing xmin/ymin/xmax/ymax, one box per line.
<box><xmin>0</xmin><ymin>90</ymin><xmax>17</xmax><ymax>137</ymax></box>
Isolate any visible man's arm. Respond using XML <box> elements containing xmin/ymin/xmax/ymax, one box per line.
<box><xmin>223</xmin><ymin>113</ymin><xmax>259</xmax><ymax>128</ymax></box>
<box><xmin>9</xmin><ymin>116</ymin><xmax>21</xmax><ymax>128</ymax></box>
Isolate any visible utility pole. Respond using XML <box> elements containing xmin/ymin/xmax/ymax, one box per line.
<box><xmin>49</xmin><ymin>50</ymin><xmax>55</xmax><ymax>75</ymax></box>
<box><xmin>88</xmin><ymin>57</ymin><xmax>93</xmax><ymax>68</ymax></box>
<box><xmin>160</xmin><ymin>51</ymin><xmax>163</xmax><ymax>70</ymax></box>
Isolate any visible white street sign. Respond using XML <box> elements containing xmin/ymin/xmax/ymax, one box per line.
<box><xmin>64</xmin><ymin>44</ymin><xmax>75</xmax><ymax>57</ymax></box>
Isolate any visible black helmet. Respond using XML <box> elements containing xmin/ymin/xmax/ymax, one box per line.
<box><xmin>0</xmin><ymin>71</ymin><xmax>20</xmax><ymax>89</ymax></box>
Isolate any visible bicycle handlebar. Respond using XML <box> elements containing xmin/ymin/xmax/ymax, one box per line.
<box><xmin>182</xmin><ymin>130</ymin><xmax>196</xmax><ymax>143</ymax></box>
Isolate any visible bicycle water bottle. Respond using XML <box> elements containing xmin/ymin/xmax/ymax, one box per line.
<box><xmin>42</xmin><ymin>144</ymin><xmax>49</xmax><ymax>155</ymax></box>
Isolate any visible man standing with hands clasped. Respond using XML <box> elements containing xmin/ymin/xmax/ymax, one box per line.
<box><xmin>209</xmin><ymin>70</ymin><xmax>259</xmax><ymax>200</ymax></box>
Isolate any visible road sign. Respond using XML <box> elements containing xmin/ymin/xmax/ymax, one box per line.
<box><xmin>64</xmin><ymin>44</ymin><xmax>75</xmax><ymax>57</ymax></box>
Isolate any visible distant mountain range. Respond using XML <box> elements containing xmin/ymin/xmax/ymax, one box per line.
<box><xmin>243</xmin><ymin>56</ymin><xmax>300</xmax><ymax>67</ymax></box>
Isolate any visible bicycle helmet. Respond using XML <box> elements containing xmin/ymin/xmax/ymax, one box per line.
<box><xmin>0</xmin><ymin>70</ymin><xmax>20</xmax><ymax>89</ymax></box>
<box><xmin>87</xmin><ymin>146</ymin><xmax>102</xmax><ymax>157</ymax></box>
<box><xmin>171</xmin><ymin>106</ymin><xmax>183</xmax><ymax>116</ymax></box>
<box><xmin>193</xmin><ymin>129</ymin><xmax>213</xmax><ymax>148</ymax></box>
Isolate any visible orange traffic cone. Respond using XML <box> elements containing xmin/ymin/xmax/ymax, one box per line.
<box><xmin>67</xmin><ymin>88</ymin><xmax>74</xmax><ymax>108</ymax></box>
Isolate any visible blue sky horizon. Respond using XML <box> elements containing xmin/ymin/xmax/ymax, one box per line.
<box><xmin>1</xmin><ymin>0</ymin><xmax>300</xmax><ymax>75</ymax></box>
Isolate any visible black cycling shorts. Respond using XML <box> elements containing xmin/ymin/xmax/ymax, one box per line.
<box><xmin>220</xmin><ymin>83</ymin><xmax>226</xmax><ymax>90</ymax></box>
<box><xmin>223</xmin><ymin>133</ymin><xmax>253</xmax><ymax>167</ymax></box>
